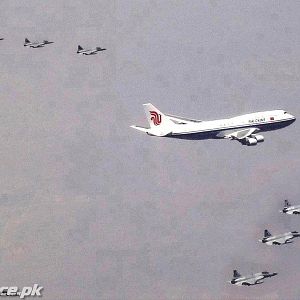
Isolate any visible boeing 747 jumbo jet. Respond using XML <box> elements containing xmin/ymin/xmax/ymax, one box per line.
<box><xmin>229</xmin><ymin>270</ymin><xmax>277</xmax><ymax>286</ymax></box>
<box><xmin>131</xmin><ymin>103</ymin><xmax>296</xmax><ymax>145</ymax></box>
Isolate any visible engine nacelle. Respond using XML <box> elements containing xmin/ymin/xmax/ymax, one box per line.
<box><xmin>245</xmin><ymin>137</ymin><xmax>258</xmax><ymax>146</ymax></box>
<box><xmin>253</xmin><ymin>134</ymin><xmax>264</xmax><ymax>142</ymax></box>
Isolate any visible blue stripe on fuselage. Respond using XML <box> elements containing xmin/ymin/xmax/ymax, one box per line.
<box><xmin>169</xmin><ymin>118</ymin><xmax>295</xmax><ymax>140</ymax></box>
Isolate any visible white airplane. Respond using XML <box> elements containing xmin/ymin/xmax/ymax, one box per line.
<box><xmin>76</xmin><ymin>45</ymin><xmax>106</xmax><ymax>55</ymax></box>
<box><xmin>131</xmin><ymin>103</ymin><xmax>296</xmax><ymax>145</ymax></box>
<box><xmin>259</xmin><ymin>229</ymin><xmax>300</xmax><ymax>245</ymax></box>
<box><xmin>280</xmin><ymin>200</ymin><xmax>300</xmax><ymax>214</ymax></box>
<box><xmin>229</xmin><ymin>270</ymin><xmax>277</xmax><ymax>286</ymax></box>
<box><xmin>24</xmin><ymin>38</ymin><xmax>53</xmax><ymax>48</ymax></box>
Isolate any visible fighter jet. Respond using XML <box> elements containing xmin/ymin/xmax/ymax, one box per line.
<box><xmin>280</xmin><ymin>200</ymin><xmax>300</xmax><ymax>214</ymax></box>
<box><xmin>131</xmin><ymin>103</ymin><xmax>296</xmax><ymax>146</ymax></box>
<box><xmin>229</xmin><ymin>269</ymin><xmax>277</xmax><ymax>286</ymax></box>
<box><xmin>76</xmin><ymin>45</ymin><xmax>106</xmax><ymax>55</ymax></box>
<box><xmin>259</xmin><ymin>229</ymin><xmax>300</xmax><ymax>245</ymax></box>
<box><xmin>24</xmin><ymin>38</ymin><xmax>53</xmax><ymax>48</ymax></box>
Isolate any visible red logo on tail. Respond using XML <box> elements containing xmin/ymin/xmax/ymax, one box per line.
<box><xmin>150</xmin><ymin>111</ymin><xmax>162</xmax><ymax>126</ymax></box>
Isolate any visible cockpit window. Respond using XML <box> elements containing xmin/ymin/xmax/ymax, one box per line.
<box><xmin>284</xmin><ymin>111</ymin><xmax>287</xmax><ymax>114</ymax></box>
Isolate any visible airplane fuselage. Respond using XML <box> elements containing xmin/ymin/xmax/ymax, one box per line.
<box><xmin>260</xmin><ymin>232</ymin><xmax>300</xmax><ymax>245</ymax></box>
<box><xmin>168</xmin><ymin>110</ymin><xmax>295</xmax><ymax>139</ymax></box>
<box><xmin>231</xmin><ymin>272</ymin><xmax>277</xmax><ymax>286</ymax></box>
<box><xmin>282</xmin><ymin>205</ymin><xmax>300</xmax><ymax>214</ymax></box>
<box><xmin>232</xmin><ymin>273</ymin><xmax>264</xmax><ymax>286</ymax></box>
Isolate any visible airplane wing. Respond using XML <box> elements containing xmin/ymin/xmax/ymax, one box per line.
<box><xmin>224</xmin><ymin>128</ymin><xmax>260</xmax><ymax>140</ymax></box>
<box><xmin>84</xmin><ymin>49</ymin><xmax>97</xmax><ymax>55</ymax></box>
<box><xmin>277</xmin><ymin>237</ymin><xmax>289</xmax><ymax>244</ymax></box>
<box><xmin>165</xmin><ymin>114</ymin><xmax>202</xmax><ymax>124</ymax></box>
<box><xmin>243</xmin><ymin>278</ymin><xmax>258</xmax><ymax>285</ymax></box>
<box><xmin>31</xmin><ymin>42</ymin><xmax>44</xmax><ymax>48</ymax></box>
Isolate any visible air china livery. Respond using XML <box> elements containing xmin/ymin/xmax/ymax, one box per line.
<box><xmin>131</xmin><ymin>103</ymin><xmax>296</xmax><ymax>145</ymax></box>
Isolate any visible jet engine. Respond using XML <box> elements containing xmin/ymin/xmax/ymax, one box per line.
<box><xmin>245</xmin><ymin>137</ymin><xmax>258</xmax><ymax>146</ymax></box>
<box><xmin>252</xmin><ymin>134</ymin><xmax>264</xmax><ymax>142</ymax></box>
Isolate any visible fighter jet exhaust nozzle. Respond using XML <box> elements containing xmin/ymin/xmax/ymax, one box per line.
<box><xmin>263</xmin><ymin>272</ymin><xmax>278</xmax><ymax>278</ymax></box>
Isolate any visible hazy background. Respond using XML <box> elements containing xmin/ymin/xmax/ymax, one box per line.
<box><xmin>0</xmin><ymin>1</ymin><xmax>300</xmax><ymax>299</ymax></box>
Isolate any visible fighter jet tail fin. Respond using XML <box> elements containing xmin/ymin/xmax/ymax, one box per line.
<box><xmin>25</xmin><ymin>38</ymin><xmax>30</xmax><ymax>43</ymax></box>
<box><xmin>77</xmin><ymin>45</ymin><xmax>83</xmax><ymax>52</ymax></box>
<box><xmin>284</xmin><ymin>199</ymin><xmax>291</xmax><ymax>207</ymax></box>
<box><xmin>233</xmin><ymin>270</ymin><xmax>241</xmax><ymax>278</ymax></box>
<box><xmin>264</xmin><ymin>230</ymin><xmax>272</xmax><ymax>238</ymax></box>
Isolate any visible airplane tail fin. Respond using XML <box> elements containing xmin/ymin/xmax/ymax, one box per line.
<box><xmin>131</xmin><ymin>103</ymin><xmax>174</xmax><ymax>136</ymax></box>
<box><xmin>143</xmin><ymin>103</ymin><xmax>173</xmax><ymax>128</ymax></box>
<box><xmin>284</xmin><ymin>200</ymin><xmax>291</xmax><ymax>207</ymax></box>
<box><xmin>233</xmin><ymin>270</ymin><xmax>241</xmax><ymax>278</ymax></box>
<box><xmin>25</xmin><ymin>38</ymin><xmax>30</xmax><ymax>43</ymax></box>
<box><xmin>96</xmin><ymin>47</ymin><xmax>102</xmax><ymax>51</ymax></box>
<box><xmin>77</xmin><ymin>45</ymin><xmax>83</xmax><ymax>52</ymax></box>
<box><xmin>264</xmin><ymin>230</ymin><xmax>272</xmax><ymax>238</ymax></box>
<box><xmin>142</xmin><ymin>103</ymin><xmax>174</xmax><ymax>136</ymax></box>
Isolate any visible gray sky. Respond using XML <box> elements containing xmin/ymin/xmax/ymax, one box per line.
<box><xmin>1</xmin><ymin>1</ymin><xmax>300</xmax><ymax>299</ymax></box>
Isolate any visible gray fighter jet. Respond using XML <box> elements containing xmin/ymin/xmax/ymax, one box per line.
<box><xmin>229</xmin><ymin>269</ymin><xmax>277</xmax><ymax>286</ymax></box>
<box><xmin>24</xmin><ymin>38</ymin><xmax>53</xmax><ymax>48</ymax></box>
<box><xmin>259</xmin><ymin>229</ymin><xmax>300</xmax><ymax>245</ymax></box>
<box><xmin>280</xmin><ymin>200</ymin><xmax>300</xmax><ymax>215</ymax></box>
<box><xmin>76</xmin><ymin>45</ymin><xmax>106</xmax><ymax>55</ymax></box>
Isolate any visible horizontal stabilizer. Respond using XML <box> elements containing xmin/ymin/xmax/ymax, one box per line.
<box><xmin>130</xmin><ymin>125</ymin><xmax>149</xmax><ymax>133</ymax></box>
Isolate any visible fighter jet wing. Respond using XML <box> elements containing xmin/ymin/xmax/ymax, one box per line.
<box><xmin>224</xmin><ymin>128</ymin><xmax>260</xmax><ymax>140</ymax></box>
<box><xmin>276</xmin><ymin>237</ymin><xmax>289</xmax><ymax>244</ymax></box>
<box><xmin>165</xmin><ymin>114</ymin><xmax>202</xmax><ymax>124</ymax></box>
<box><xmin>243</xmin><ymin>277</ymin><xmax>258</xmax><ymax>285</ymax></box>
<box><xmin>84</xmin><ymin>49</ymin><xmax>97</xmax><ymax>55</ymax></box>
<box><xmin>31</xmin><ymin>42</ymin><xmax>44</xmax><ymax>48</ymax></box>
